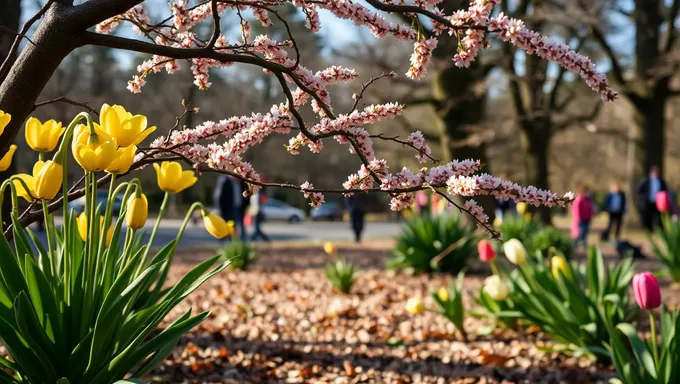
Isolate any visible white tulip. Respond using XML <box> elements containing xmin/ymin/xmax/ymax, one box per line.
<box><xmin>503</xmin><ymin>238</ymin><xmax>527</xmax><ymax>265</ymax></box>
<box><xmin>483</xmin><ymin>275</ymin><xmax>509</xmax><ymax>301</ymax></box>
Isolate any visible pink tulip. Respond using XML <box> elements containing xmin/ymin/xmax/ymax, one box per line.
<box><xmin>478</xmin><ymin>239</ymin><xmax>496</xmax><ymax>262</ymax></box>
<box><xmin>633</xmin><ymin>272</ymin><xmax>661</xmax><ymax>310</ymax></box>
<box><xmin>656</xmin><ymin>191</ymin><xmax>672</xmax><ymax>213</ymax></box>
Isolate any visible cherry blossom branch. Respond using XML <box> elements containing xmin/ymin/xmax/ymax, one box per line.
<box><xmin>370</xmin><ymin>133</ymin><xmax>439</xmax><ymax>163</ymax></box>
<box><xmin>32</xmin><ymin>96</ymin><xmax>99</xmax><ymax>116</ymax></box>
<box><xmin>0</xmin><ymin>0</ymin><xmax>55</xmax><ymax>82</ymax></box>
<box><xmin>350</xmin><ymin>72</ymin><xmax>396</xmax><ymax>113</ymax></box>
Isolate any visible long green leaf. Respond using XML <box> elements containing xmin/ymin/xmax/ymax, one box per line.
<box><xmin>617</xmin><ymin>323</ymin><xmax>657</xmax><ymax>380</ymax></box>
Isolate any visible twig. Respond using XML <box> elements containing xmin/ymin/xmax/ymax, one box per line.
<box><xmin>33</xmin><ymin>96</ymin><xmax>99</xmax><ymax>115</ymax></box>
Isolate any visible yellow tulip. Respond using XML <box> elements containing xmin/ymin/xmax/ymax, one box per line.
<box><xmin>503</xmin><ymin>238</ymin><xmax>527</xmax><ymax>265</ymax></box>
<box><xmin>106</xmin><ymin>145</ymin><xmax>136</xmax><ymax>174</ymax></box>
<box><xmin>551</xmin><ymin>256</ymin><xmax>572</xmax><ymax>280</ymax></box>
<box><xmin>516</xmin><ymin>202</ymin><xmax>527</xmax><ymax>215</ymax></box>
<box><xmin>483</xmin><ymin>275</ymin><xmax>508</xmax><ymax>301</ymax></box>
<box><xmin>76</xmin><ymin>213</ymin><xmax>113</xmax><ymax>245</ymax></box>
<box><xmin>126</xmin><ymin>193</ymin><xmax>148</xmax><ymax>230</ymax></box>
<box><xmin>152</xmin><ymin>161</ymin><xmax>197</xmax><ymax>194</ymax></box>
<box><xmin>437</xmin><ymin>287</ymin><xmax>449</xmax><ymax>302</ymax></box>
<box><xmin>0</xmin><ymin>110</ymin><xmax>10</xmax><ymax>136</ymax></box>
<box><xmin>13</xmin><ymin>160</ymin><xmax>62</xmax><ymax>201</ymax></box>
<box><xmin>323</xmin><ymin>241</ymin><xmax>337</xmax><ymax>255</ymax></box>
<box><xmin>100</xmin><ymin>104</ymin><xmax>156</xmax><ymax>147</ymax></box>
<box><xmin>33</xmin><ymin>160</ymin><xmax>63</xmax><ymax>200</ymax></box>
<box><xmin>12</xmin><ymin>174</ymin><xmax>36</xmax><ymax>202</ymax></box>
<box><xmin>0</xmin><ymin>145</ymin><xmax>17</xmax><ymax>172</ymax></box>
<box><xmin>202</xmin><ymin>212</ymin><xmax>231</xmax><ymax>239</ymax></box>
<box><xmin>405</xmin><ymin>297</ymin><xmax>425</xmax><ymax>314</ymax></box>
<box><xmin>25</xmin><ymin>117</ymin><xmax>65</xmax><ymax>152</ymax></box>
<box><xmin>72</xmin><ymin>124</ymin><xmax>117</xmax><ymax>171</ymax></box>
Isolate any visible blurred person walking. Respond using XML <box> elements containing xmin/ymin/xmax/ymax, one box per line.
<box><xmin>415</xmin><ymin>190</ymin><xmax>428</xmax><ymax>215</ymax></box>
<box><xmin>636</xmin><ymin>165</ymin><xmax>668</xmax><ymax>231</ymax></box>
<box><xmin>571</xmin><ymin>184</ymin><xmax>595</xmax><ymax>249</ymax></box>
<box><xmin>249</xmin><ymin>186</ymin><xmax>271</xmax><ymax>242</ymax></box>
<box><xmin>346</xmin><ymin>193</ymin><xmax>366</xmax><ymax>243</ymax></box>
<box><xmin>602</xmin><ymin>182</ymin><xmax>626</xmax><ymax>241</ymax></box>
<box><xmin>494</xmin><ymin>198</ymin><xmax>516</xmax><ymax>222</ymax></box>
<box><xmin>215</xmin><ymin>175</ymin><xmax>250</xmax><ymax>241</ymax></box>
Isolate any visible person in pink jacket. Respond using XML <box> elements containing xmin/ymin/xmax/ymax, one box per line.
<box><xmin>571</xmin><ymin>184</ymin><xmax>595</xmax><ymax>249</ymax></box>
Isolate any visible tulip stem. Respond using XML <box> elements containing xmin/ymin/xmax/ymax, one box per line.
<box><xmin>41</xmin><ymin>200</ymin><xmax>54</xmax><ymax>269</ymax></box>
<box><xmin>489</xmin><ymin>260</ymin><xmax>501</xmax><ymax>277</ymax></box>
<box><xmin>649</xmin><ymin>310</ymin><xmax>659</xmax><ymax>369</ymax></box>
<box><xmin>142</xmin><ymin>192</ymin><xmax>168</xmax><ymax>262</ymax></box>
<box><xmin>148</xmin><ymin>202</ymin><xmax>203</xmax><ymax>303</ymax></box>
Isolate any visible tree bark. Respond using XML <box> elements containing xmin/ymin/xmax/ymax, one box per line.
<box><xmin>519</xmin><ymin>122</ymin><xmax>551</xmax><ymax>224</ymax></box>
<box><xmin>627</xmin><ymin>95</ymin><xmax>666</xmax><ymax>224</ymax></box>
<box><xmin>434</xmin><ymin>65</ymin><xmax>496</xmax><ymax>224</ymax></box>
<box><xmin>0</xmin><ymin>0</ymin><xmax>21</xmax><ymax>228</ymax></box>
<box><xmin>0</xmin><ymin>2</ymin><xmax>81</xmax><ymax>155</ymax></box>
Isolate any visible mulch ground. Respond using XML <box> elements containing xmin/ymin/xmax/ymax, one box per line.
<box><xmin>146</xmin><ymin>242</ymin><xmax>680</xmax><ymax>384</ymax></box>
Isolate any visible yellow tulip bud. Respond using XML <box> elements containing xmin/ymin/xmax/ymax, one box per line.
<box><xmin>72</xmin><ymin>124</ymin><xmax>117</xmax><ymax>172</ymax></box>
<box><xmin>106</xmin><ymin>145</ymin><xmax>137</xmax><ymax>174</ymax></box>
<box><xmin>126</xmin><ymin>193</ymin><xmax>148</xmax><ymax>230</ymax></box>
<box><xmin>33</xmin><ymin>160</ymin><xmax>63</xmax><ymax>200</ymax></box>
<box><xmin>76</xmin><ymin>213</ymin><xmax>113</xmax><ymax>246</ymax></box>
<box><xmin>483</xmin><ymin>275</ymin><xmax>508</xmax><ymax>301</ymax></box>
<box><xmin>152</xmin><ymin>161</ymin><xmax>197</xmax><ymax>194</ymax></box>
<box><xmin>0</xmin><ymin>110</ymin><xmax>10</xmax><ymax>136</ymax></box>
<box><xmin>12</xmin><ymin>174</ymin><xmax>36</xmax><ymax>202</ymax></box>
<box><xmin>323</xmin><ymin>242</ymin><xmax>336</xmax><ymax>255</ymax></box>
<box><xmin>100</xmin><ymin>104</ymin><xmax>156</xmax><ymax>147</ymax></box>
<box><xmin>405</xmin><ymin>297</ymin><xmax>425</xmax><ymax>314</ymax></box>
<box><xmin>437</xmin><ymin>287</ymin><xmax>449</xmax><ymax>302</ymax></box>
<box><xmin>516</xmin><ymin>202</ymin><xmax>527</xmax><ymax>214</ymax></box>
<box><xmin>202</xmin><ymin>212</ymin><xmax>231</xmax><ymax>239</ymax></box>
<box><xmin>13</xmin><ymin>160</ymin><xmax>62</xmax><ymax>202</ymax></box>
<box><xmin>503</xmin><ymin>238</ymin><xmax>527</xmax><ymax>265</ymax></box>
<box><xmin>551</xmin><ymin>256</ymin><xmax>572</xmax><ymax>280</ymax></box>
<box><xmin>25</xmin><ymin>117</ymin><xmax>65</xmax><ymax>152</ymax></box>
<box><xmin>0</xmin><ymin>145</ymin><xmax>17</xmax><ymax>172</ymax></box>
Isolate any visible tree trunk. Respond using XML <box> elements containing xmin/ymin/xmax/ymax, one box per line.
<box><xmin>0</xmin><ymin>0</ymin><xmax>21</xmax><ymax>228</ymax></box>
<box><xmin>519</xmin><ymin>123</ymin><xmax>552</xmax><ymax>224</ymax></box>
<box><xmin>627</xmin><ymin>96</ymin><xmax>666</xmax><ymax>225</ymax></box>
<box><xmin>0</xmin><ymin>3</ymin><xmax>80</xmax><ymax>154</ymax></box>
<box><xmin>434</xmin><ymin>65</ymin><xmax>496</xmax><ymax>225</ymax></box>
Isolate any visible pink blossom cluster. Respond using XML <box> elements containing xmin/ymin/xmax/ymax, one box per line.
<box><xmin>406</xmin><ymin>38</ymin><xmax>438</xmax><ymax>80</ymax></box>
<box><xmin>446</xmin><ymin>173</ymin><xmax>572</xmax><ymax>207</ymax></box>
<box><xmin>300</xmin><ymin>182</ymin><xmax>325</xmax><ymax>208</ymax></box>
<box><xmin>407</xmin><ymin>131</ymin><xmax>433</xmax><ymax>163</ymax></box>
<box><xmin>96</xmin><ymin>5</ymin><xmax>150</xmax><ymax>35</ymax></box>
<box><xmin>316</xmin><ymin>1</ymin><xmax>416</xmax><ymax>41</ymax></box>
<box><xmin>464</xmin><ymin>200</ymin><xmax>489</xmax><ymax>229</ymax></box>
<box><xmin>488</xmin><ymin>13</ymin><xmax>617</xmax><ymax>101</ymax></box>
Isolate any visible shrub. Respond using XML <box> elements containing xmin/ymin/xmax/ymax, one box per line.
<box><xmin>431</xmin><ymin>271</ymin><xmax>467</xmax><ymax>339</ymax></box>
<box><xmin>325</xmin><ymin>259</ymin><xmax>358</xmax><ymax>294</ymax></box>
<box><xmin>497</xmin><ymin>215</ymin><xmax>540</xmax><ymax>246</ymax></box>
<box><xmin>498</xmin><ymin>246</ymin><xmax>636</xmax><ymax>359</ymax></box>
<box><xmin>220</xmin><ymin>240</ymin><xmax>257</xmax><ymax>270</ymax></box>
<box><xmin>607</xmin><ymin>306</ymin><xmax>680</xmax><ymax>384</ymax></box>
<box><xmin>650</xmin><ymin>216</ymin><xmax>680</xmax><ymax>281</ymax></box>
<box><xmin>389</xmin><ymin>214</ymin><xmax>477</xmax><ymax>274</ymax></box>
<box><xmin>528</xmin><ymin>226</ymin><xmax>574</xmax><ymax>259</ymax></box>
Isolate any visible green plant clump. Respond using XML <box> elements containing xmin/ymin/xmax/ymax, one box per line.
<box><xmin>389</xmin><ymin>214</ymin><xmax>478</xmax><ymax>274</ymax></box>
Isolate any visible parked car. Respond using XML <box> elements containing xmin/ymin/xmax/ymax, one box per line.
<box><xmin>311</xmin><ymin>202</ymin><xmax>344</xmax><ymax>221</ymax></box>
<box><xmin>68</xmin><ymin>191</ymin><xmax>123</xmax><ymax>216</ymax></box>
<box><xmin>260</xmin><ymin>198</ymin><xmax>305</xmax><ymax>223</ymax></box>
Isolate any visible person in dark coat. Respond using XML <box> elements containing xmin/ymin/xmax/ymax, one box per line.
<box><xmin>636</xmin><ymin>166</ymin><xmax>668</xmax><ymax>231</ymax></box>
<box><xmin>215</xmin><ymin>175</ymin><xmax>250</xmax><ymax>241</ymax></box>
<box><xmin>346</xmin><ymin>194</ymin><xmax>366</xmax><ymax>243</ymax></box>
<box><xmin>602</xmin><ymin>182</ymin><xmax>626</xmax><ymax>241</ymax></box>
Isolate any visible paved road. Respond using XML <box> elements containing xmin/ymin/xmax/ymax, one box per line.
<box><xmin>30</xmin><ymin>219</ymin><xmax>402</xmax><ymax>249</ymax></box>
